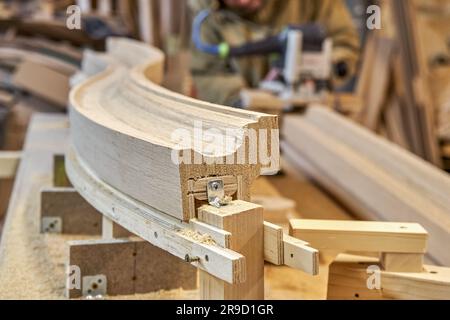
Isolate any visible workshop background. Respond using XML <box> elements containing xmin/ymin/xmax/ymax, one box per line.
<box><xmin>0</xmin><ymin>0</ymin><xmax>450</xmax><ymax>300</ymax></box>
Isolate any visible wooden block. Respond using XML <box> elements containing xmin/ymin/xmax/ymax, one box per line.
<box><xmin>53</xmin><ymin>154</ymin><xmax>72</xmax><ymax>188</ymax></box>
<box><xmin>198</xmin><ymin>201</ymin><xmax>264</xmax><ymax>300</ymax></box>
<box><xmin>381</xmin><ymin>253</ymin><xmax>424</xmax><ymax>273</ymax></box>
<box><xmin>383</xmin><ymin>265</ymin><xmax>450</xmax><ymax>300</ymax></box>
<box><xmin>328</xmin><ymin>254</ymin><xmax>450</xmax><ymax>300</ymax></box>
<box><xmin>0</xmin><ymin>151</ymin><xmax>21</xmax><ymax>179</ymax></box>
<box><xmin>67</xmin><ymin>238</ymin><xmax>198</xmax><ymax>298</ymax></box>
<box><xmin>41</xmin><ymin>187</ymin><xmax>101</xmax><ymax>235</ymax></box>
<box><xmin>327</xmin><ymin>254</ymin><xmax>385</xmax><ymax>300</ymax></box>
<box><xmin>290</xmin><ymin>219</ymin><xmax>428</xmax><ymax>254</ymax></box>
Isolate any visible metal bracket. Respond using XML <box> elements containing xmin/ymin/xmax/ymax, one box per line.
<box><xmin>41</xmin><ymin>217</ymin><xmax>62</xmax><ymax>234</ymax></box>
<box><xmin>207</xmin><ymin>179</ymin><xmax>232</xmax><ymax>208</ymax></box>
<box><xmin>82</xmin><ymin>275</ymin><xmax>107</xmax><ymax>298</ymax></box>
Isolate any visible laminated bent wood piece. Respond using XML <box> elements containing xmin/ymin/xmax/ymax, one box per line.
<box><xmin>282</xmin><ymin>106</ymin><xmax>450</xmax><ymax>266</ymax></box>
<box><xmin>69</xmin><ymin>38</ymin><xmax>279</xmax><ymax>222</ymax></box>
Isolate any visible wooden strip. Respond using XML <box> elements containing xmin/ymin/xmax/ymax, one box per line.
<box><xmin>283</xmin><ymin>235</ymin><xmax>319</xmax><ymax>276</ymax></box>
<box><xmin>263</xmin><ymin>221</ymin><xmax>283</xmax><ymax>265</ymax></box>
<box><xmin>0</xmin><ymin>151</ymin><xmax>21</xmax><ymax>179</ymax></box>
<box><xmin>198</xmin><ymin>201</ymin><xmax>264</xmax><ymax>300</ymax></box>
<box><xmin>190</xmin><ymin>219</ymin><xmax>231</xmax><ymax>248</ymax></box>
<box><xmin>290</xmin><ymin>219</ymin><xmax>428</xmax><ymax>254</ymax></box>
<box><xmin>66</xmin><ymin>147</ymin><xmax>245</xmax><ymax>285</ymax></box>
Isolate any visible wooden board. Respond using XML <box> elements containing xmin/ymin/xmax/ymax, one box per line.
<box><xmin>69</xmin><ymin>38</ymin><xmax>279</xmax><ymax>222</ymax></box>
<box><xmin>290</xmin><ymin>220</ymin><xmax>428</xmax><ymax>254</ymax></box>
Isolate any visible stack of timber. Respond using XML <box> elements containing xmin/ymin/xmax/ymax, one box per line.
<box><xmin>282</xmin><ymin>106</ymin><xmax>450</xmax><ymax>266</ymax></box>
<box><xmin>358</xmin><ymin>0</ymin><xmax>450</xmax><ymax>166</ymax></box>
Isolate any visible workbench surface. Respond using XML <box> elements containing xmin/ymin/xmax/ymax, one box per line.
<box><xmin>0</xmin><ymin>114</ymin><xmax>353</xmax><ymax>300</ymax></box>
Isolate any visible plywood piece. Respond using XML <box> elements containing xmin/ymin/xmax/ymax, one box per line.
<box><xmin>41</xmin><ymin>187</ymin><xmax>102</xmax><ymax>235</ymax></box>
<box><xmin>283</xmin><ymin>235</ymin><xmax>319</xmax><ymax>276</ymax></box>
<box><xmin>198</xmin><ymin>201</ymin><xmax>264</xmax><ymax>300</ymax></box>
<box><xmin>70</xmin><ymin>38</ymin><xmax>279</xmax><ymax>222</ymax></box>
<box><xmin>67</xmin><ymin>238</ymin><xmax>197</xmax><ymax>298</ymax></box>
<box><xmin>263</xmin><ymin>221</ymin><xmax>283</xmax><ymax>265</ymax></box>
<box><xmin>290</xmin><ymin>219</ymin><xmax>428</xmax><ymax>254</ymax></box>
<box><xmin>381</xmin><ymin>252</ymin><xmax>424</xmax><ymax>273</ymax></box>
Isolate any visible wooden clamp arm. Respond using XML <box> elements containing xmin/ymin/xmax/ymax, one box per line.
<box><xmin>264</xmin><ymin>221</ymin><xmax>319</xmax><ymax>276</ymax></box>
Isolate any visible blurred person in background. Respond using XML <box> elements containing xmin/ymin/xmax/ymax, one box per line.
<box><xmin>189</xmin><ymin>0</ymin><xmax>360</xmax><ymax>106</ymax></box>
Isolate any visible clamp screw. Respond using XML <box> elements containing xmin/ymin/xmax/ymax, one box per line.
<box><xmin>185</xmin><ymin>254</ymin><xmax>200</xmax><ymax>263</ymax></box>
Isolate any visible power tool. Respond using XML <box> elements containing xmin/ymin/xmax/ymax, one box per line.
<box><xmin>193</xmin><ymin>9</ymin><xmax>333</xmax><ymax>109</ymax></box>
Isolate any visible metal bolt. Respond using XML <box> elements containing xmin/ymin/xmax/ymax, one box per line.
<box><xmin>211</xmin><ymin>182</ymin><xmax>220</xmax><ymax>191</ymax></box>
<box><xmin>185</xmin><ymin>254</ymin><xmax>200</xmax><ymax>263</ymax></box>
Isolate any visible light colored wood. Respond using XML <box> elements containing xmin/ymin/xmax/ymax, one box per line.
<box><xmin>283</xmin><ymin>109</ymin><xmax>450</xmax><ymax>265</ymax></box>
<box><xmin>70</xmin><ymin>37</ymin><xmax>279</xmax><ymax>222</ymax></box>
<box><xmin>263</xmin><ymin>221</ymin><xmax>283</xmax><ymax>265</ymax></box>
<box><xmin>263</xmin><ymin>221</ymin><xmax>319</xmax><ymax>275</ymax></box>
<box><xmin>102</xmin><ymin>216</ymin><xmax>114</xmax><ymax>240</ymax></box>
<box><xmin>290</xmin><ymin>219</ymin><xmax>428</xmax><ymax>254</ymax></box>
<box><xmin>283</xmin><ymin>235</ymin><xmax>319</xmax><ymax>276</ymax></box>
<box><xmin>189</xmin><ymin>219</ymin><xmax>231</xmax><ymax>248</ymax></box>
<box><xmin>328</xmin><ymin>254</ymin><xmax>450</xmax><ymax>300</ymax></box>
<box><xmin>198</xmin><ymin>201</ymin><xmax>264</xmax><ymax>300</ymax></box>
<box><xmin>0</xmin><ymin>151</ymin><xmax>21</xmax><ymax>179</ymax></box>
<box><xmin>381</xmin><ymin>253</ymin><xmax>424</xmax><ymax>273</ymax></box>
<box><xmin>65</xmin><ymin>147</ymin><xmax>245</xmax><ymax>285</ymax></box>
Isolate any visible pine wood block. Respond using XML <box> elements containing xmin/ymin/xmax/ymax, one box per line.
<box><xmin>290</xmin><ymin>220</ymin><xmax>428</xmax><ymax>254</ymax></box>
<box><xmin>198</xmin><ymin>201</ymin><xmax>264</xmax><ymax>300</ymax></box>
<box><xmin>67</xmin><ymin>238</ymin><xmax>197</xmax><ymax>299</ymax></box>
<box><xmin>381</xmin><ymin>253</ymin><xmax>424</xmax><ymax>273</ymax></box>
<box><xmin>327</xmin><ymin>254</ymin><xmax>385</xmax><ymax>300</ymax></box>
<box><xmin>328</xmin><ymin>254</ymin><xmax>450</xmax><ymax>300</ymax></box>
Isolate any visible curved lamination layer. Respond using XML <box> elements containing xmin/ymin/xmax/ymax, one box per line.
<box><xmin>69</xmin><ymin>38</ymin><xmax>279</xmax><ymax>221</ymax></box>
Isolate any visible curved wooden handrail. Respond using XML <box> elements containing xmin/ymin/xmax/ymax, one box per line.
<box><xmin>69</xmin><ymin>38</ymin><xmax>279</xmax><ymax>221</ymax></box>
